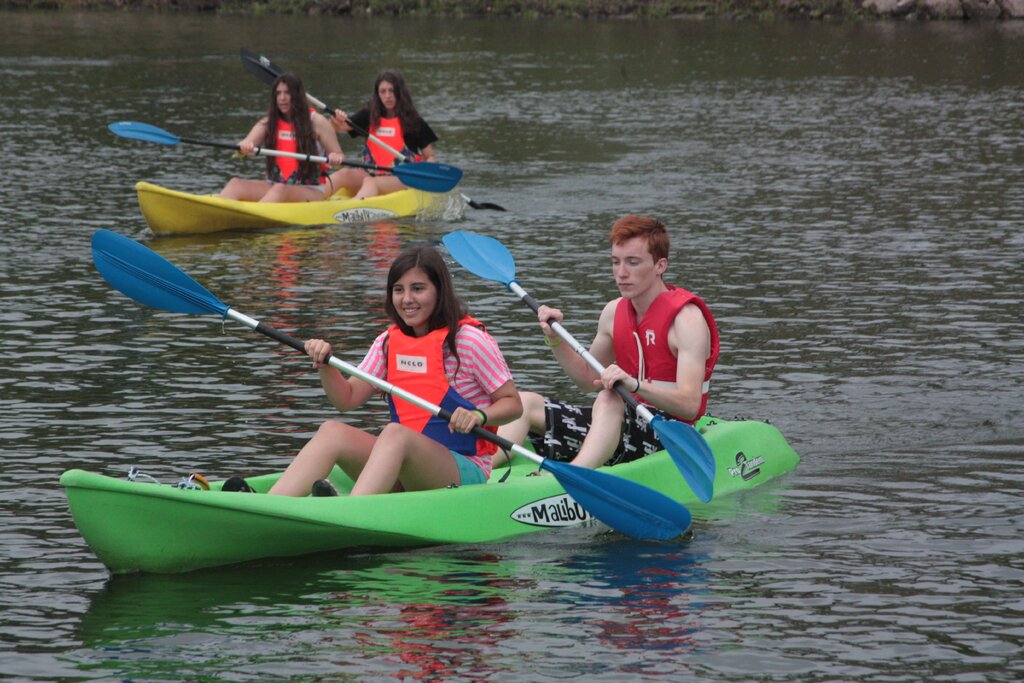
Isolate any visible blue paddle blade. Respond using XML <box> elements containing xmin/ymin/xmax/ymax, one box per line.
<box><xmin>392</xmin><ymin>162</ymin><xmax>462</xmax><ymax>193</ymax></box>
<box><xmin>92</xmin><ymin>230</ymin><xmax>228</xmax><ymax>317</ymax></box>
<box><xmin>442</xmin><ymin>231</ymin><xmax>517</xmax><ymax>286</ymax></box>
<box><xmin>541</xmin><ymin>459</ymin><xmax>691</xmax><ymax>541</ymax></box>
<box><xmin>650</xmin><ymin>416</ymin><xmax>715</xmax><ymax>502</ymax></box>
<box><xmin>108</xmin><ymin>121</ymin><xmax>181</xmax><ymax>146</ymax></box>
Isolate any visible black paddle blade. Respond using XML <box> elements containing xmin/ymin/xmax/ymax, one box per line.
<box><xmin>239</xmin><ymin>47</ymin><xmax>280</xmax><ymax>85</ymax></box>
<box><xmin>464</xmin><ymin>196</ymin><xmax>507</xmax><ymax>211</ymax></box>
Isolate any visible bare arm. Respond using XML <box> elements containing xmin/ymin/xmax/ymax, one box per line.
<box><xmin>481</xmin><ymin>380</ymin><xmax>523</xmax><ymax>425</ymax></box>
<box><xmin>237</xmin><ymin>117</ymin><xmax>270</xmax><ymax>155</ymax></box>
<box><xmin>304</xmin><ymin>339</ymin><xmax>376</xmax><ymax>412</ymax></box>
<box><xmin>418</xmin><ymin>143</ymin><xmax>436</xmax><ymax>163</ymax></box>
<box><xmin>312</xmin><ymin>112</ymin><xmax>345</xmax><ymax>165</ymax></box>
<box><xmin>329</xmin><ymin>110</ymin><xmax>353</xmax><ymax>134</ymax></box>
<box><xmin>446</xmin><ymin>379</ymin><xmax>523</xmax><ymax>434</ymax></box>
<box><xmin>539</xmin><ymin>300</ymin><xmax>616</xmax><ymax>393</ymax></box>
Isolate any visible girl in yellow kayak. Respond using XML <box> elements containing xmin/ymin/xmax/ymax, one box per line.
<box><xmin>219</xmin><ymin>73</ymin><xmax>345</xmax><ymax>203</ymax></box>
<box><xmin>255</xmin><ymin>244</ymin><xmax>522</xmax><ymax>497</ymax></box>
<box><xmin>328</xmin><ymin>70</ymin><xmax>439</xmax><ymax>199</ymax></box>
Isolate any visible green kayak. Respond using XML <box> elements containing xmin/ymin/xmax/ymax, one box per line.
<box><xmin>60</xmin><ymin>415</ymin><xmax>800</xmax><ymax>574</ymax></box>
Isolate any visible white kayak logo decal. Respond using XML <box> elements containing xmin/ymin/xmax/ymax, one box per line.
<box><xmin>511</xmin><ymin>494</ymin><xmax>593</xmax><ymax>527</ymax></box>
<box><xmin>332</xmin><ymin>208</ymin><xmax>398</xmax><ymax>223</ymax></box>
<box><xmin>728</xmin><ymin>451</ymin><xmax>765</xmax><ymax>481</ymax></box>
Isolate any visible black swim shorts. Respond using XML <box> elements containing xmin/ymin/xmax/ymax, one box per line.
<box><xmin>527</xmin><ymin>396</ymin><xmax>669</xmax><ymax>466</ymax></box>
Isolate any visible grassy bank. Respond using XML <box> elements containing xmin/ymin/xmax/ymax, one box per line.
<box><xmin>0</xmin><ymin>0</ymin><xmax>876</xmax><ymax>21</ymax></box>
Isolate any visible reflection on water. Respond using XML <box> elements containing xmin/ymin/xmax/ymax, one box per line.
<box><xmin>1</xmin><ymin>10</ymin><xmax>1022</xmax><ymax>683</ymax></box>
<box><xmin>72</xmin><ymin>534</ymin><xmax>715</xmax><ymax>681</ymax></box>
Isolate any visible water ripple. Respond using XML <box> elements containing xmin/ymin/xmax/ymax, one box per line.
<box><xmin>0</xmin><ymin>14</ymin><xmax>1022</xmax><ymax>683</ymax></box>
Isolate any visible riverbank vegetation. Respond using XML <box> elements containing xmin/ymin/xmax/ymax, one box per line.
<box><xmin>2</xmin><ymin>0</ymin><xmax>1021</xmax><ymax>20</ymax></box>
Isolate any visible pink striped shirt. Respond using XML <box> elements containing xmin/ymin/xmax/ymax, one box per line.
<box><xmin>357</xmin><ymin>324</ymin><xmax>514</xmax><ymax>477</ymax></box>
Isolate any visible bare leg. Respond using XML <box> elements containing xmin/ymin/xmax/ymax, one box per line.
<box><xmin>326</xmin><ymin>168</ymin><xmax>368</xmax><ymax>197</ymax></box>
<box><xmin>260</xmin><ymin>183</ymin><xmax>328</xmax><ymax>203</ymax></box>
<box><xmin>219</xmin><ymin>178</ymin><xmax>271</xmax><ymax>201</ymax></box>
<box><xmin>354</xmin><ymin>174</ymin><xmax>406</xmax><ymax>199</ymax></box>
<box><xmin>268</xmin><ymin>420</ymin><xmax>376</xmax><ymax>496</ymax></box>
<box><xmin>569</xmin><ymin>389</ymin><xmax>625</xmax><ymax>470</ymax></box>
<box><xmin>494</xmin><ymin>391</ymin><xmax>547</xmax><ymax>467</ymax></box>
<box><xmin>350</xmin><ymin>422</ymin><xmax>462</xmax><ymax>496</ymax></box>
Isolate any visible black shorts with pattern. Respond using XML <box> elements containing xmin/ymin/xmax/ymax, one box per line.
<box><xmin>527</xmin><ymin>396</ymin><xmax>669</xmax><ymax>466</ymax></box>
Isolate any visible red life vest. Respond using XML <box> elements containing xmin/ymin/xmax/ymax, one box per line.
<box><xmin>612</xmin><ymin>285</ymin><xmax>719</xmax><ymax>423</ymax></box>
<box><xmin>385</xmin><ymin>317</ymin><xmax>498</xmax><ymax>456</ymax></box>
<box><xmin>363</xmin><ymin>116</ymin><xmax>422</xmax><ymax>173</ymax></box>
<box><xmin>267</xmin><ymin>112</ymin><xmax>327</xmax><ymax>186</ymax></box>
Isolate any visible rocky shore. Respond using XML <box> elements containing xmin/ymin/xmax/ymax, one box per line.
<box><xmin>2</xmin><ymin>0</ymin><xmax>1021</xmax><ymax>20</ymax></box>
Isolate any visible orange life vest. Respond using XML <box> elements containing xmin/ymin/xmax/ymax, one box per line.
<box><xmin>267</xmin><ymin>112</ymin><xmax>327</xmax><ymax>186</ymax></box>
<box><xmin>363</xmin><ymin>116</ymin><xmax>422</xmax><ymax>173</ymax></box>
<box><xmin>385</xmin><ymin>317</ymin><xmax>498</xmax><ymax>456</ymax></box>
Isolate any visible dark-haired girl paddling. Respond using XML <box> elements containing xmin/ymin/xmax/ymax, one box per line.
<box><xmin>328</xmin><ymin>70</ymin><xmax>439</xmax><ymax>200</ymax></box>
<box><xmin>268</xmin><ymin>244</ymin><xmax>522</xmax><ymax>497</ymax></box>
<box><xmin>220</xmin><ymin>73</ymin><xmax>345</xmax><ymax>203</ymax></box>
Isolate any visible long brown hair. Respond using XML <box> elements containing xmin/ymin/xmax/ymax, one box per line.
<box><xmin>384</xmin><ymin>244</ymin><xmax>468</xmax><ymax>370</ymax></box>
<box><xmin>264</xmin><ymin>73</ymin><xmax>320</xmax><ymax>184</ymax></box>
<box><xmin>368</xmin><ymin>70</ymin><xmax>422</xmax><ymax>140</ymax></box>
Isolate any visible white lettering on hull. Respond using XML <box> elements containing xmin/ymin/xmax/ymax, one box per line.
<box><xmin>511</xmin><ymin>494</ymin><xmax>594</xmax><ymax>527</ymax></box>
<box><xmin>332</xmin><ymin>208</ymin><xmax>398</xmax><ymax>222</ymax></box>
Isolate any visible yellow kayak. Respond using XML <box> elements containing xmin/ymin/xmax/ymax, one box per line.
<box><xmin>135</xmin><ymin>181</ymin><xmax>460</xmax><ymax>235</ymax></box>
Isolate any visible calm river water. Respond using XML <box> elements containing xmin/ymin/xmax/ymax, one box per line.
<box><xmin>1</xmin><ymin>10</ymin><xmax>1022</xmax><ymax>682</ymax></box>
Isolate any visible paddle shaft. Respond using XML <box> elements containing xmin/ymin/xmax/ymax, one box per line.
<box><xmin>508</xmin><ymin>281</ymin><xmax>658</xmax><ymax>422</ymax></box>
<box><xmin>224</xmin><ymin>308</ymin><xmax>544</xmax><ymax>467</ymax></box>
<box><xmin>174</xmin><ymin>136</ymin><xmax>402</xmax><ymax>176</ymax></box>
<box><xmin>343</xmin><ymin>116</ymin><xmax>505</xmax><ymax>211</ymax></box>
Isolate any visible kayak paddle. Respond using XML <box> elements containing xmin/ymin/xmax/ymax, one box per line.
<box><xmin>239</xmin><ymin>47</ymin><xmax>504</xmax><ymax>211</ymax></box>
<box><xmin>442</xmin><ymin>230</ymin><xmax>716</xmax><ymax>503</ymax></box>
<box><xmin>339</xmin><ymin>117</ymin><xmax>507</xmax><ymax>212</ymax></box>
<box><xmin>240</xmin><ymin>47</ymin><xmax>339</xmax><ymax>118</ymax></box>
<box><xmin>108</xmin><ymin>120</ymin><xmax>462</xmax><ymax>194</ymax></box>
<box><xmin>91</xmin><ymin>229</ymin><xmax>691</xmax><ymax>541</ymax></box>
